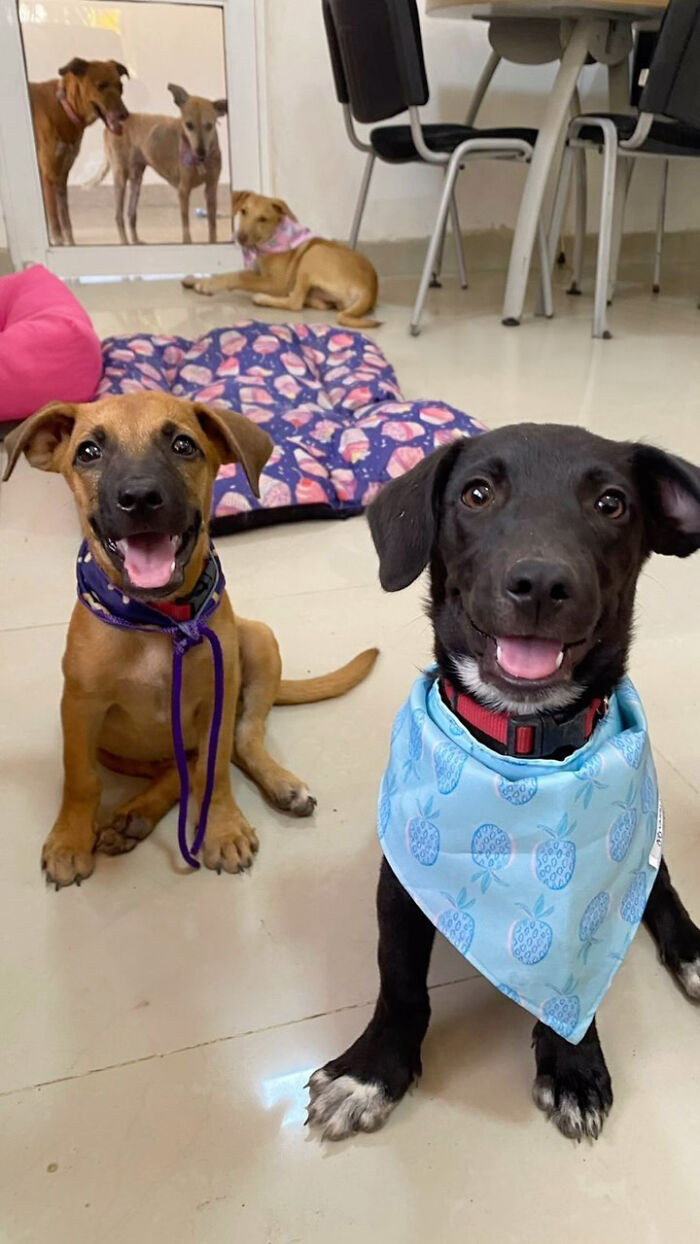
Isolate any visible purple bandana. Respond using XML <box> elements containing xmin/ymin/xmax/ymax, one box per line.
<box><xmin>77</xmin><ymin>541</ymin><xmax>226</xmax><ymax>869</ymax></box>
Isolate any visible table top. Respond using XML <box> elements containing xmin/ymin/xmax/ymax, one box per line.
<box><xmin>427</xmin><ymin>0</ymin><xmax>667</xmax><ymax>16</ymax></box>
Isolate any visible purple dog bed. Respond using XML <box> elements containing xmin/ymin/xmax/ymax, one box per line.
<box><xmin>99</xmin><ymin>321</ymin><xmax>484</xmax><ymax>533</ymax></box>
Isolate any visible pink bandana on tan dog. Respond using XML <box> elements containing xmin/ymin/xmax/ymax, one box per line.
<box><xmin>241</xmin><ymin>216</ymin><xmax>316</xmax><ymax>270</ymax></box>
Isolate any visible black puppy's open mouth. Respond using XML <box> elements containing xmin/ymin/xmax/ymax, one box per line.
<box><xmin>100</xmin><ymin>516</ymin><xmax>199</xmax><ymax>596</ymax></box>
<box><xmin>470</xmin><ymin>620</ymin><xmax>589</xmax><ymax>686</ymax></box>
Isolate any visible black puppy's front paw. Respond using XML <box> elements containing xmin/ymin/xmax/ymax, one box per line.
<box><xmin>532</xmin><ymin>1021</ymin><xmax>612</xmax><ymax>1142</ymax></box>
<box><xmin>662</xmin><ymin>922</ymin><xmax>700</xmax><ymax>1001</ymax></box>
<box><xmin>307</xmin><ymin>1023</ymin><xmax>419</xmax><ymax>1141</ymax></box>
<box><xmin>307</xmin><ymin>1067</ymin><xmax>395</xmax><ymax>1141</ymax></box>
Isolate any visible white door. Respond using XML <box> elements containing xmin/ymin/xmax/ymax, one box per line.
<box><xmin>0</xmin><ymin>0</ymin><xmax>267</xmax><ymax>278</ymax></box>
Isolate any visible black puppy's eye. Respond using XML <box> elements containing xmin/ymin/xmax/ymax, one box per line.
<box><xmin>462</xmin><ymin>479</ymin><xmax>493</xmax><ymax>510</ymax></box>
<box><xmin>75</xmin><ymin>440</ymin><xmax>102</xmax><ymax>464</ymax></box>
<box><xmin>172</xmin><ymin>434</ymin><xmax>198</xmax><ymax>457</ymax></box>
<box><xmin>595</xmin><ymin>489</ymin><xmax>626</xmax><ymax>519</ymax></box>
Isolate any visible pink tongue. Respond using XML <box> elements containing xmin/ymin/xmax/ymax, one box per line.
<box><xmin>496</xmin><ymin>637</ymin><xmax>564</xmax><ymax>681</ymax></box>
<box><xmin>118</xmin><ymin>534</ymin><xmax>174</xmax><ymax>590</ymax></box>
<box><xmin>107</xmin><ymin>113</ymin><xmax>124</xmax><ymax>135</ymax></box>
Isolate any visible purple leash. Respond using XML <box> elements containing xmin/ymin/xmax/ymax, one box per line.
<box><xmin>170</xmin><ymin>623</ymin><xmax>225</xmax><ymax>869</ymax></box>
<box><xmin>76</xmin><ymin>541</ymin><xmax>227</xmax><ymax>869</ymax></box>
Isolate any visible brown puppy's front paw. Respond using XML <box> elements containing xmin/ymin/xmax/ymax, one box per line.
<box><xmin>202</xmin><ymin>814</ymin><xmax>259</xmax><ymax>874</ymax></box>
<box><xmin>41</xmin><ymin>833</ymin><xmax>95</xmax><ymax>889</ymax></box>
<box><xmin>97</xmin><ymin>811</ymin><xmax>154</xmax><ymax>856</ymax></box>
<box><xmin>182</xmin><ymin>276</ymin><xmax>214</xmax><ymax>296</ymax></box>
<box><xmin>275</xmin><ymin>781</ymin><xmax>317</xmax><ymax>818</ymax></box>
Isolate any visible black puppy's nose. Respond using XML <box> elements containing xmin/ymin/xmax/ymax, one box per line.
<box><xmin>504</xmin><ymin>559</ymin><xmax>573</xmax><ymax>606</ymax></box>
<box><xmin>117</xmin><ymin>479</ymin><xmax>164</xmax><ymax>514</ymax></box>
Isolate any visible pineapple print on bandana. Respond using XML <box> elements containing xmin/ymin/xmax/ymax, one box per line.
<box><xmin>378</xmin><ymin>671</ymin><xmax>661</xmax><ymax>1045</ymax></box>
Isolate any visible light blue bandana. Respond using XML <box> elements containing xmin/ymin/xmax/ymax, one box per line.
<box><xmin>378</xmin><ymin>673</ymin><xmax>663</xmax><ymax>1044</ymax></box>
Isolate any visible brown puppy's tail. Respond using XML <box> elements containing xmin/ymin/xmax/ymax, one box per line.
<box><xmin>275</xmin><ymin>647</ymin><xmax>379</xmax><ymax>705</ymax></box>
<box><xmin>337</xmin><ymin>309</ymin><xmax>382</xmax><ymax>330</ymax></box>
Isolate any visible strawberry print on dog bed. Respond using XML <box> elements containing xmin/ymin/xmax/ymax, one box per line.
<box><xmin>99</xmin><ymin>321</ymin><xmax>485</xmax><ymax>533</ymax></box>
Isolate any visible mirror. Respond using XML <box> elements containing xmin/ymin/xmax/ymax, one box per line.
<box><xmin>19</xmin><ymin>0</ymin><xmax>232</xmax><ymax>246</ymax></box>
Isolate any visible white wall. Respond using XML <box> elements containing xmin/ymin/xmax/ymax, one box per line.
<box><xmin>262</xmin><ymin>0</ymin><xmax>700</xmax><ymax>243</ymax></box>
<box><xmin>19</xmin><ymin>0</ymin><xmax>229</xmax><ymax>186</ymax></box>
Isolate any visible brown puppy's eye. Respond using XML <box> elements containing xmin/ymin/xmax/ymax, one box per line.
<box><xmin>462</xmin><ymin>479</ymin><xmax>493</xmax><ymax>509</ymax></box>
<box><xmin>172</xmin><ymin>434</ymin><xmax>198</xmax><ymax>458</ymax></box>
<box><xmin>75</xmin><ymin>440</ymin><xmax>102</xmax><ymax>465</ymax></box>
<box><xmin>205</xmin><ymin>122</ymin><xmax>213</xmax><ymax>131</ymax></box>
<box><xmin>185</xmin><ymin>121</ymin><xmax>194</xmax><ymax>131</ymax></box>
<box><xmin>98</xmin><ymin>81</ymin><xmax>109</xmax><ymax>90</ymax></box>
<box><xmin>595</xmin><ymin>489</ymin><xmax>626</xmax><ymax>519</ymax></box>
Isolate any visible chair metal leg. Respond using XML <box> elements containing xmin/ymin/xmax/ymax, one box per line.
<box><xmin>653</xmin><ymin>160</ymin><xmax>669</xmax><ymax>294</ymax></box>
<box><xmin>592</xmin><ymin>122</ymin><xmax>619</xmax><ymax>340</ymax></box>
<box><xmin>449</xmin><ymin>191</ymin><xmax>468</xmax><ymax>290</ymax></box>
<box><xmin>349</xmin><ymin>152</ymin><xmax>376</xmax><ymax>249</ymax></box>
<box><xmin>570</xmin><ymin>146</ymin><xmax>587</xmax><ymax>294</ymax></box>
<box><xmin>536</xmin><ymin>214</ymin><xmax>553</xmax><ymax>319</ymax></box>
<box><xmin>607</xmin><ymin>156</ymin><xmax>634</xmax><ymax>304</ymax></box>
<box><xmin>546</xmin><ymin>141</ymin><xmax>575</xmax><ymax>274</ymax></box>
<box><xmin>411</xmin><ymin>162</ymin><xmax>460</xmax><ymax>336</ymax></box>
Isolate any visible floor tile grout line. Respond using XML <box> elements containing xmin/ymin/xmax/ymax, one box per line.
<box><xmin>653</xmin><ymin>746</ymin><xmax>700</xmax><ymax>799</ymax></box>
<box><xmin>0</xmin><ymin>973</ymin><xmax>477</xmax><ymax>1100</ymax></box>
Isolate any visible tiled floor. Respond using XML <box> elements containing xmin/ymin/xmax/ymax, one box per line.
<box><xmin>2</xmin><ymin>264</ymin><xmax>700</xmax><ymax>1243</ymax></box>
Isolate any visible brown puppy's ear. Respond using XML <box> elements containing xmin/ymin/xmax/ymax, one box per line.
<box><xmin>193</xmin><ymin>404</ymin><xmax>273</xmax><ymax>498</ymax></box>
<box><xmin>213</xmin><ymin>98</ymin><xmax>228</xmax><ymax>117</ymax></box>
<box><xmin>111</xmin><ymin>60</ymin><xmax>129</xmax><ymax>78</ymax></box>
<box><xmin>633</xmin><ymin>445</ymin><xmax>700</xmax><ymax>558</ymax></box>
<box><xmin>368</xmin><ymin>440</ymin><xmax>465</xmax><ymax>591</ymax></box>
<box><xmin>270</xmin><ymin>198</ymin><xmax>297</xmax><ymax>222</ymax></box>
<box><xmin>231</xmin><ymin>189</ymin><xmax>250</xmax><ymax>214</ymax></box>
<box><xmin>168</xmin><ymin>83</ymin><xmax>189</xmax><ymax>107</ymax></box>
<box><xmin>59</xmin><ymin>57</ymin><xmax>89</xmax><ymax>78</ymax></box>
<box><xmin>3</xmin><ymin>402</ymin><xmax>77</xmax><ymax>481</ymax></box>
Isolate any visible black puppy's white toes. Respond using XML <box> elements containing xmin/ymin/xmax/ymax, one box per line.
<box><xmin>306</xmin><ymin>1068</ymin><xmax>395</xmax><ymax>1141</ymax></box>
<box><xmin>677</xmin><ymin>958</ymin><xmax>700</xmax><ymax>1001</ymax></box>
<box><xmin>533</xmin><ymin>1074</ymin><xmax>610</xmax><ymax>1141</ymax></box>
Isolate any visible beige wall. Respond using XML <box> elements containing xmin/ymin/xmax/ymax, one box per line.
<box><xmin>20</xmin><ymin>1</ymin><xmax>229</xmax><ymax>186</ymax></box>
<box><xmin>262</xmin><ymin>0</ymin><xmax>699</xmax><ymax>243</ymax></box>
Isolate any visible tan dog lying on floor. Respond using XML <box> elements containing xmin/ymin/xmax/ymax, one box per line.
<box><xmin>30</xmin><ymin>57</ymin><xmax>129</xmax><ymax>246</ymax></box>
<box><xmin>3</xmin><ymin>393</ymin><xmax>377</xmax><ymax>888</ymax></box>
<box><xmin>88</xmin><ymin>83</ymin><xmax>227</xmax><ymax>245</ymax></box>
<box><xmin>183</xmin><ymin>190</ymin><xmax>380</xmax><ymax>328</ymax></box>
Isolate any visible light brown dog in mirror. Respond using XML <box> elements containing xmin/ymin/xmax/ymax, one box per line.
<box><xmin>30</xmin><ymin>57</ymin><xmax>129</xmax><ymax>246</ymax></box>
<box><xmin>3</xmin><ymin>393</ymin><xmax>377</xmax><ymax>888</ymax></box>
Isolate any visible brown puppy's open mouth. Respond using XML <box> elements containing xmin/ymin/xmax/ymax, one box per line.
<box><xmin>94</xmin><ymin>103</ymin><xmax>126</xmax><ymax>135</ymax></box>
<box><xmin>100</xmin><ymin>517</ymin><xmax>199</xmax><ymax>596</ymax></box>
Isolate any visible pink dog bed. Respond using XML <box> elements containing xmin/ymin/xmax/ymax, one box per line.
<box><xmin>0</xmin><ymin>265</ymin><xmax>102</xmax><ymax>423</ymax></box>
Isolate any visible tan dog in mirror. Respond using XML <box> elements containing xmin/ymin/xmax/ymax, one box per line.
<box><xmin>183</xmin><ymin>189</ymin><xmax>380</xmax><ymax>328</ymax></box>
<box><xmin>88</xmin><ymin>83</ymin><xmax>227</xmax><ymax>244</ymax></box>
<box><xmin>30</xmin><ymin>57</ymin><xmax>129</xmax><ymax>246</ymax></box>
<box><xmin>3</xmin><ymin>393</ymin><xmax>377</xmax><ymax>888</ymax></box>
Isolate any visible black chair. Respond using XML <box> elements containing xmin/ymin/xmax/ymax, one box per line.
<box><xmin>550</xmin><ymin>0</ymin><xmax>700</xmax><ymax>338</ymax></box>
<box><xmin>322</xmin><ymin>0</ymin><xmax>552</xmax><ymax>334</ymax></box>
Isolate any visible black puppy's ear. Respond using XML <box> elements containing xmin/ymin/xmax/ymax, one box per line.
<box><xmin>59</xmin><ymin>57</ymin><xmax>89</xmax><ymax>78</ymax></box>
<box><xmin>368</xmin><ymin>441</ymin><xmax>463</xmax><ymax>591</ymax></box>
<box><xmin>633</xmin><ymin>445</ymin><xmax>700</xmax><ymax>557</ymax></box>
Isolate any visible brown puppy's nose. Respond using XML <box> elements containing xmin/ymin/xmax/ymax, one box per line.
<box><xmin>197</xmin><ymin>145</ymin><xmax>206</xmax><ymax>159</ymax></box>
<box><xmin>117</xmin><ymin>480</ymin><xmax>164</xmax><ymax>514</ymax></box>
<box><xmin>504</xmin><ymin>559</ymin><xmax>573</xmax><ymax>607</ymax></box>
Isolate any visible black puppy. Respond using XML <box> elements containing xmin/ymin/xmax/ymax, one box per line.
<box><xmin>308</xmin><ymin>423</ymin><xmax>700</xmax><ymax>1141</ymax></box>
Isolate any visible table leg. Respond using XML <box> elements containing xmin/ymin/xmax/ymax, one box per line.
<box><xmin>501</xmin><ymin>19</ymin><xmax>592</xmax><ymax>326</ymax></box>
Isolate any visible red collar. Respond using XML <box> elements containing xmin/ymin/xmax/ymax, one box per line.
<box><xmin>440</xmin><ymin>679</ymin><xmax>604</xmax><ymax>759</ymax></box>
<box><xmin>150</xmin><ymin>599</ymin><xmax>194</xmax><ymax>623</ymax></box>
<box><xmin>56</xmin><ymin>85</ymin><xmax>82</xmax><ymax>128</ymax></box>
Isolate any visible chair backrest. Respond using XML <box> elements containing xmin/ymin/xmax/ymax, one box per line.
<box><xmin>640</xmin><ymin>0</ymin><xmax>700</xmax><ymax>128</ymax></box>
<box><xmin>322</xmin><ymin>0</ymin><xmax>429</xmax><ymax>125</ymax></box>
<box><xmin>630</xmin><ymin>30</ymin><xmax>658</xmax><ymax>110</ymax></box>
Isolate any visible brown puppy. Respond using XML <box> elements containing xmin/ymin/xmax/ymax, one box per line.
<box><xmin>183</xmin><ymin>189</ymin><xmax>380</xmax><ymax>328</ymax></box>
<box><xmin>90</xmin><ymin>83</ymin><xmax>227</xmax><ymax>245</ymax></box>
<box><xmin>29</xmin><ymin>57</ymin><xmax>129</xmax><ymax>246</ymax></box>
<box><xmin>3</xmin><ymin>393</ymin><xmax>377</xmax><ymax>888</ymax></box>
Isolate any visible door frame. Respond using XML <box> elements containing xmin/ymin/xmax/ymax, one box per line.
<box><xmin>0</xmin><ymin>0</ymin><xmax>269</xmax><ymax>278</ymax></box>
